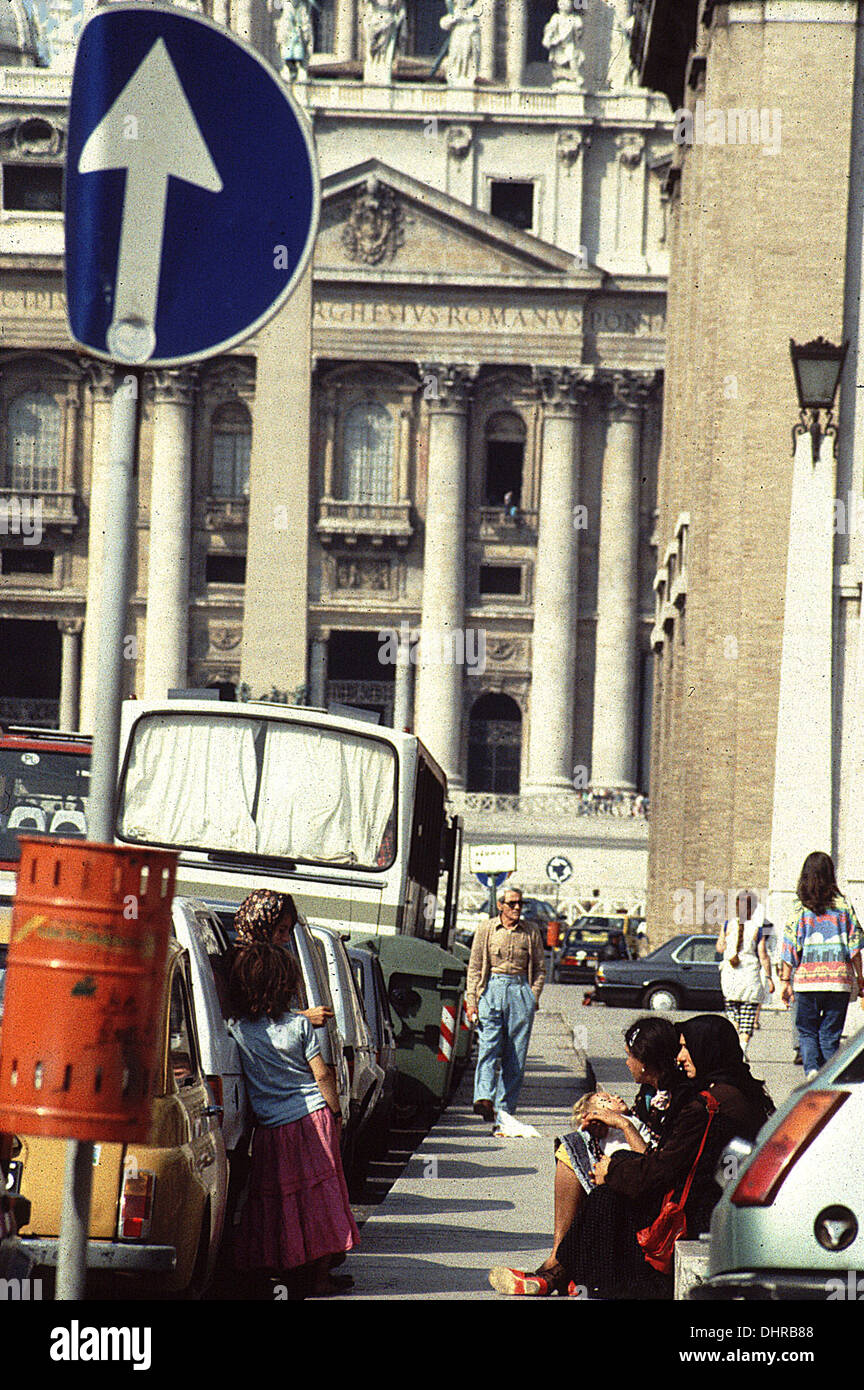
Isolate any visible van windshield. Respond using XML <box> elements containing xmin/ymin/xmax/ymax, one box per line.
<box><xmin>118</xmin><ymin>712</ymin><xmax>397</xmax><ymax>870</ymax></box>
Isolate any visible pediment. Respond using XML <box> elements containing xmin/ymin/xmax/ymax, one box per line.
<box><xmin>315</xmin><ymin>159</ymin><xmax>598</xmax><ymax>281</ymax></box>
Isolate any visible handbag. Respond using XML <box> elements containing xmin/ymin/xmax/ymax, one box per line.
<box><xmin>636</xmin><ymin>1090</ymin><xmax>719</xmax><ymax>1274</ymax></box>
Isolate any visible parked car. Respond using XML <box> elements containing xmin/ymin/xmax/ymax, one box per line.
<box><xmin>520</xmin><ymin>897</ymin><xmax>568</xmax><ymax>947</ymax></box>
<box><xmin>693</xmin><ymin>1028</ymin><xmax>864</xmax><ymax>1300</ymax></box>
<box><xmin>170</xmin><ymin>896</ymin><xmax>249</xmax><ymax>1158</ymax></box>
<box><xmin>308</xmin><ymin>923</ymin><xmax>384</xmax><ymax>1185</ymax></box>
<box><xmin>591</xmin><ymin>933</ymin><xmax>724</xmax><ymax>1011</ymax></box>
<box><xmin>552</xmin><ymin>924</ymin><xmax>632</xmax><ymax>984</ymax></box>
<box><xmin>345</xmin><ymin>942</ymin><xmax>398</xmax><ymax>1160</ymax></box>
<box><xmin>6</xmin><ymin>938</ymin><xmax>229</xmax><ymax>1296</ymax></box>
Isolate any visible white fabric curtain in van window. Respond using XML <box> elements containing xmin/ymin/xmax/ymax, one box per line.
<box><xmin>255</xmin><ymin>724</ymin><xmax>394</xmax><ymax>866</ymax></box>
<box><xmin>121</xmin><ymin>716</ymin><xmax>258</xmax><ymax>850</ymax></box>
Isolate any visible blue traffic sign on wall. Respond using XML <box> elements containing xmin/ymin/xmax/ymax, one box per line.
<box><xmin>65</xmin><ymin>3</ymin><xmax>320</xmax><ymax>366</ymax></box>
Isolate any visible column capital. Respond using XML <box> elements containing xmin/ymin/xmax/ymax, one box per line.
<box><xmin>57</xmin><ymin>617</ymin><xmax>84</xmax><ymax>636</ymax></box>
<box><xmin>534</xmin><ymin>365</ymin><xmax>594</xmax><ymax>413</ymax></box>
<box><xmin>85</xmin><ymin>361</ymin><xmax>119</xmax><ymax>404</ymax></box>
<box><xmin>418</xmin><ymin>363</ymin><xmax>477</xmax><ymax>413</ymax></box>
<box><xmin>148</xmin><ymin>366</ymin><xmax>199</xmax><ymax>405</ymax></box>
<box><xmin>603</xmin><ymin>370</ymin><xmax>659</xmax><ymax>418</ymax></box>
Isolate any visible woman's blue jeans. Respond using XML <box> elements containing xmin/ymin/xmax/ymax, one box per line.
<box><xmin>795</xmin><ymin>991</ymin><xmax>848</xmax><ymax>1074</ymax></box>
<box><xmin>473</xmin><ymin>973</ymin><xmax>537</xmax><ymax>1116</ymax></box>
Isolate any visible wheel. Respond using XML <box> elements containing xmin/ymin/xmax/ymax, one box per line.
<box><xmin>642</xmin><ymin>984</ymin><xmax>681</xmax><ymax>1012</ymax></box>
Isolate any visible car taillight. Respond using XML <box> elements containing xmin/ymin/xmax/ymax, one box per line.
<box><xmin>561</xmin><ymin>957</ymin><xmax>578</xmax><ymax>966</ymax></box>
<box><xmin>118</xmin><ymin>1169</ymin><xmax>156</xmax><ymax>1241</ymax></box>
<box><xmin>205</xmin><ymin>1075</ymin><xmax>224</xmax><ymax>1111</ymax></box>
<box><xmin>596</xmin><ymin>966</ymin><xmax>606</xmax><ymax>981</ymax></box>
<box><xmin>731</xmin><ymin>1091</ymin><xmax>848</xmax><ymax>1208</ymax></box>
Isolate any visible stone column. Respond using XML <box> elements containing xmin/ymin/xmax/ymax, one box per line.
<box><xmin>770</xmin><ymin>428</ymin><xmax>836</xmax><ymax>927</ymax></box>
<box><xmin>143</xmin><ymin>369</ymin><xmax>196</xmax><ymax>701</ymax></box>
<box><xmin>80</xmin><ymin>365</ymin><xmax>117</xmax><ymax>734</ymax></box>
<box><xmin>58</xmin><ymin>619</ymin><xmax>83</xmax><ymax>731</ymax></box>
<box><xmin>525</xmin><ymin>368</ymin><xmax>586</xmax><ymax>793</ymax></box>
<box><xmin>309</xmin><ymin>632</ymin><xmax>328</xmax><ymax>708</ymax></box>
<box><xmin>591</xmin><ymin>372</ymin><xmax>650</xmax><ymax>790</ymax></box>
<box><xmin>335</xmin><ymin>0</ymin><xmax>354</xmax><ymax>60</ymax></box>
<box><xmin>414</xmin><ymin>365</ymin><xmax>472</xmax><ymax>787</ymax></box>
<box><xmin>479</xmin><ymin>0</ymin><xmax>495</xmax><ymax>81</ymax></box>
<box><xmin>505</xmin><ymin>0</ymin><xmax>526</xmax><ymax>87</ymax></box>
<box><xmin>393</xmin><ymin>626</ymin><xmax>414</xmax><ymax>732</ymax></box>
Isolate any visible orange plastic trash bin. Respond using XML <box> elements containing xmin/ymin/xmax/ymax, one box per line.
<box><xmin>0</xmin><ymin>838</ymin><xmax>176</xmax><ymax>1144</ymax></box>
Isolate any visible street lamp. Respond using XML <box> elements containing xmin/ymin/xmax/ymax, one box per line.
<box><xmin>789</xmin><ymin>336</ymin><xmax>848</xmax><ymax>455</ymax></box>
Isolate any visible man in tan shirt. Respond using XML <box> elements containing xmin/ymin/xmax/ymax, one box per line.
<box><xmin>466</xmin><ymin>886</ymin><xmax>546</xmax><ymax>1122</ymax></box>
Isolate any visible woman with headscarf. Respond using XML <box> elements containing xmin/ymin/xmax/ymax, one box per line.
<box><xmin>546</xmin><ymin>1014</ymin><xmax>774</xmax><ymax>1300</ymax></box>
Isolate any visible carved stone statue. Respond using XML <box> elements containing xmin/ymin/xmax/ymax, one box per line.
<box><xmin>362</xmin><ymin>0</ymin><xmax>405</xmax><ymax>84</ymax></box>
<box><xmin>440</xmin><ymin>0</ymin><xmax>482</xmax><ymax>88</ymax></box>
<box><xmin>605</xmin><ymin>1</ymin><xmax>637</xmax><ymax>89</ymax></box>
<box><xmin>342</xmin><ymin>176</ymin><xmax>405</xmax><ymax>265</ymax></box>
<box><xmin>32</xmin><ymin>0</ymin><xmax>81</xmax><ymax>73</ymax></box>
<box><xmin>274</xmin><ymin>0</ymin><xmax>313</xmax><ymax>78</ymax></box>
<box><xmin>541</xmin><ymin>0</ymin><xmax>584</xmax><ymax>85</ymax></box>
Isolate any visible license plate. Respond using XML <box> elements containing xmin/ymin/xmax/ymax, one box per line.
<box><xmin>5</xmin><ymin>1160</ymin><xmax>22</xmax><ymax>1194</ymax></box>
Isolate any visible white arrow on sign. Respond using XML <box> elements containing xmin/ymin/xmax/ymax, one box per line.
<box><xmin>78</xmin><ymin>37</ymin><xmax>223</xmax><ymax>364</ymax></box>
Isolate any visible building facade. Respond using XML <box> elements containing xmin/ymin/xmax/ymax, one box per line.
<box><xmin>633</xmin><ymin>0</ymin><xmax>864</xmax><ymax>939</ymax></box>
<box><xmin>0</xmin><ymin>0</ymin><xmax>672</xmax><ymax>906</ymax></box>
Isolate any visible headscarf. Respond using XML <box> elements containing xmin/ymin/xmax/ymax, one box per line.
<box><xmin>679</xmin><ymin>1014</ymin><xmax>774</xmax><ymax>1121</ymax></box>
<box><xmin>233</xmin><ymin>890</ymin><xmax>296</xmax><ymax>945</ymax></box>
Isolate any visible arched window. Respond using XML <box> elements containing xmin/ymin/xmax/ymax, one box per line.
<box><xmin>210</xmin><ymin>401</ymin><xmax>252</xmax><ymax>497</ymax></box>
<box><xmin>484</xmin><ymin>410</ymin><xmax>526</xmax><ymax>506</ymax></box>
<box><xmin>467</xmin><ymin>692</ymin><xmax>522</xmax><ymax>794</ymax></box>
<box><xmin>341</xmin><ymin>401</ymin><xmax>394</xmax><ymax>504</ymax></box>
<box><xmin>6</xmin><ymin>390</ymin><xmax>61</xmax><ymax>491</ymax></box>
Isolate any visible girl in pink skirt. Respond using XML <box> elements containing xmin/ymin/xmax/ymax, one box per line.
<box><xmin>228</xmin><ymin>941</ymin><xmax>359</xmax><ymax>1297</ymax></box>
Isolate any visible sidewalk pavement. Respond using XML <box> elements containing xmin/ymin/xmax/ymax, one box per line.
<box><xmin>331</xmin><ymin>1006</ymin><xmax>589</xmax><ymax>1300</ymax></box>
<box><xmin>328</xmin><ymin>997</ymin><xmax>864</xmax><ymax>1300</ymax></box>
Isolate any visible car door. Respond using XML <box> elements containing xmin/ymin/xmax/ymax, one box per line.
<box><xmin>688</xmin><ymin>935</ymin><xmax>724</xmax><ymax>1002</ymax></box>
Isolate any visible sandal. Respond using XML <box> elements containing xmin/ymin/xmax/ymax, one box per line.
<box><xmin>488</xmin><ymin>1264</ymin><xmax>568</xmax><ymax>1297</ymax></box>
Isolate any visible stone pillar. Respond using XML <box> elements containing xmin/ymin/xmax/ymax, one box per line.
<box><xmin>505</xmin><ymin>0</ymin><xmax>526</xmax><ymax>87</ymax></box>
<box><xmin>525</xmin><ymin>368</ymin><xmax>586</xmax><ymax>793</ymax></box>
<box><xmin>479</xmin><ymin>0</ymin><xmax>495</xmax><ymax>81</ymax></box>
<box><xmin>58</xmin><ymin>619</ymin><xmax>83</xmax><ymax>731</ymax></box>
<box><xmin>335</xmin><ymin>0</ymin><xmax>354</xmax><ymax>60</ymax></box>
<box><xmin>591</xmin><ymin>372</ymin><xmax>650</xmax><ymax>790</ymax></box>
<box><xmin>414</xmin><ymin>365</ymin><xmax>472</xmax><ymax>786</ymax></box>
<box><xmin>241</xmin><ymin>265</ymin><xmax>313</xmax><ymax>700</ymax></box>
<box><xmin>80</xmin><ymin>365</ymin><xmax>117</xmax><ymax>734</ymax></box>
<box><xmin>309</xmin><ymin>632</ymin><xmax>328</xmax><ymax>708</ymax></box>
<box><xmin>770</xmin><ymin>428</ymin><xmax>836</xmax><ymax>926</ymax></box>
<box><xmin>212</xmin><ymin>0</ymin><xmax>230</xmax><ymax>27</ymax></box>
<box><xmin>393</xmin><ymin>626</ymin><xmax>414</xmax><ymax>732</ymax></box>
<box><xmin>144</xmin><ymin>369</ymin><xmax>196</xmax><ymax>701</ymax></box>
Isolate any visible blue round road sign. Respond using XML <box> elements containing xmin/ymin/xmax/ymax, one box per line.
<box><xmin>65</xmin><ymin>3</ymin><xmax>319</xmax><ymax>366</ymax></box>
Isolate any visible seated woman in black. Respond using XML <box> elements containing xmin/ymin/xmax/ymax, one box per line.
<box><xmin>489</xmin><ymin>1015</ymin><xmax>684</xmax><ymax>1297</ymax></box>
<box><xmin>551</xmin><ymin>1013</ymin><xmax>774</xmax><ymax>1300</ymax></box>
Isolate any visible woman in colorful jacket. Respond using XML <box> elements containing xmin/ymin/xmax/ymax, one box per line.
<box><xmin>781</xmin><ymin>851</ymin><xmax>864</xmax><ymax>1080</ymax></box>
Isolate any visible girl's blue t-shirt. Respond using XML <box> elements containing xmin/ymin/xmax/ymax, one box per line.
<box><xmin>230</xmin><ymin>1010</ymin><xmax>326</xmax><ymax>1127</ymax></box>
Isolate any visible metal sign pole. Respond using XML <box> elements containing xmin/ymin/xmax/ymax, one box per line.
<box><xmin>55</xmin><ymin>369</ymin><xmax>140</xmax><ymax>1302</ymax></box>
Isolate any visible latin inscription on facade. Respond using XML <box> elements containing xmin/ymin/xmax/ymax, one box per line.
<box><xmin>313</xmin><ymin>299</ymin><xmax>664</xmax><ymax>335</ymax></box>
